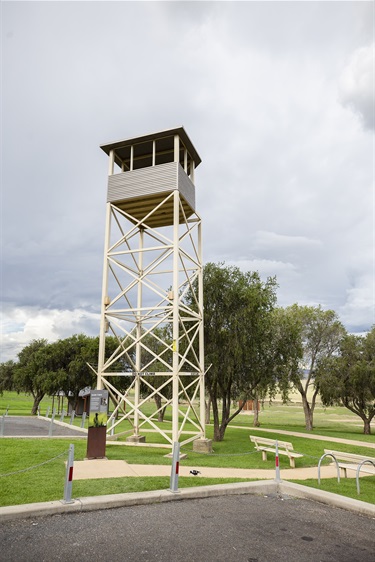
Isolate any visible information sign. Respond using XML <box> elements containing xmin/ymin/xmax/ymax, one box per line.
<box><xmin>88</xmin><ymin>390</ymin><xmax>109</xmax><ymax>428</ymax></box>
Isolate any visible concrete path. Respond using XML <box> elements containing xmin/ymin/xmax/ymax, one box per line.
<box><xmin>72</xmin><ymin>458</ymin><xmax>348</xmax><ymax>481</ymax></box>
<box><xmin>235</xmin><ymin>425</ymin><xmax>375</xmax><ymax>449</ymax></box>
<box><xmin>70</xmin><ymin>425</ymin><xmax>374</xmax><ymax>482</ymax></box>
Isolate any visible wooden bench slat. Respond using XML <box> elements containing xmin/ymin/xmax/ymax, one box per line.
<box><xmin>258</xmin><ymin>447</ymin><xmax>303</xmax><ymax>458</ymax></box>
<box><xmin>323</xmin><ymin>449</ymin><xmax>375</xmax><ymax>478</ymax></box>
<box><xmin>324</xmin><ymin>449</ymin><xmax>375</xmax><ymax>463</ymax></box>
<box><xmin>250</xmin><ymin>435</ymin><xmax>303</xmax><ymax>468</ymax></box>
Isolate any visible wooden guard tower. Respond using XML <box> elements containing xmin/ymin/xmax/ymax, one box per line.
<box><xmin>97</xmin><ymin>127</ymin><xmax>211</xmax><ymax>451</ymax></box>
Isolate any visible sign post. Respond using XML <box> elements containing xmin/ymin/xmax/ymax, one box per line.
<box><xmin>86</xmin><ymin>389</ymin><xmax>109</xmax><ymax>459</ymax></box>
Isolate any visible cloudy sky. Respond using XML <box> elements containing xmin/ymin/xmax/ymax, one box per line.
<box><xmin>1</xmin><ymin>1</ymin><xmax>374</xmax><ymax>362</ymax></box>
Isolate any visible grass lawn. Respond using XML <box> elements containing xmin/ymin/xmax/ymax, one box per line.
<box><xmin>1</xmin><ymin>392</ymin><xmax>374</xmax><ymax>508</ymax></box>
<box><xmin>290</xmin><ymin>476</ymin><xmax>375</xmax><ymax>505</ymax></box>
<box><xmin>1</xmin><ymin>427</ymin><xmax>374</xmax><ymax>507</ymax></box>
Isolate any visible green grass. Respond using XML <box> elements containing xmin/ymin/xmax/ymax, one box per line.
<box><xmin>73</xmin><ymin>476</ymin><xmax>250</xmax><ymax>499</ymax></box>
<box><xmin>1</xmin><ymin>428</ymin><xmax>374</xmax><ymax>508</ymax></box>
<box><xmin>0</xmin><ymin>437</ymin><xmax>253</xmax><ymax>507</ymax></box>
<box><xmin>290</xmin><ymin>476</ymin><xmax>375</xmax><ymax>505</ymax></box>
<box><xmin>0</xmin><ymin>392</ymin><xmax>54</xmax><ymax>416</ymax></box>
<box><xmin>0</xmin><ymin>439</ymin><xmax>74</xmax><ymax>507</ymax></box>
<box><xmin>2</xmin><ymin>391</ymin><xmax>372</xmax><ymax>437</ymax></box>
<box><xmin>1</xmin><ymin>392</ymin><xmax>374</xmax><ymax>508</ymax></box>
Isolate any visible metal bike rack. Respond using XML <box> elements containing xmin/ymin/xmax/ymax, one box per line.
<box><xmin>318</xmin><ymin>452</ymin><xmax>340</xmax><ymax>485</ymax></box>
<box><xmin>356</xmin><ymin>459</ymin><xmax>375</xmax><ymax>495</ymax></box>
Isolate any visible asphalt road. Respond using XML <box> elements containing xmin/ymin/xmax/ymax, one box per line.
<box><xmin>1</xmin><ymin>416</ymin><xmax>84</xmax><ymax>437</ymax></box>
<box><xmin>1</xmin><ymin>494</ymin><xmax>374</xmax><ymax>562</ymax></box>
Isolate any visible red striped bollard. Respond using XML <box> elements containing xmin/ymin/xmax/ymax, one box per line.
<box><xmin>275</xmin><ymin>440</ymin><xmax>281</xmax><ymax>482</ymax></box>
<box><xmin>63</xmin><ymin>444</ymin><xmax>75</xmax><ymax>503</ymax></box>
<box><xmin>170</xmin><ymin>441</ymin><xmax>180</xmax><ymax>493</ymax></box>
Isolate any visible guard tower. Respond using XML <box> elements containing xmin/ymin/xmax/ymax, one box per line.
<box><xmin>97</xmin><ymin>127</ymin><xmax>211</xmax><ymax>452</ymax></box>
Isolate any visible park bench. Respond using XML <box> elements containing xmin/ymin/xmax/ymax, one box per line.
<box><xmin>250</xmin><ymin>435</ymin><xmax>303</xmax><ymax>468</ymax></box>
<box><xmin>323</xmin><ymin>449</ymin><xmax>375</xmax><ymax>478</ymax></box>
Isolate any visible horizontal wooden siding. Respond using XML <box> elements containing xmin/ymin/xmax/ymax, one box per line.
<box><xmin>107</xmin><ymin>162</ymin><xmax>195</xmax><ymax>212</ymax></box>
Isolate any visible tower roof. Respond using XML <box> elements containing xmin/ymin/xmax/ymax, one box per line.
<box><xmin>100</xmin><ymin>126</ymin><xmax>202</xmax><ymax>168</ymax></box>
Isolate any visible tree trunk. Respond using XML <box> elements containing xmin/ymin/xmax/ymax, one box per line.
<box><xmin>205</xmin><ymin>397</ymin><xmax>211</xmax><ymax>424</ymax></box>
<box><xmin>210</xmin><ymin>390</ymin><xmax>220</xmax><ymax>439</ymax></box>
<box><xmin>301</xmin><ymin>393</ymin><xmax>314</xmax><ymax>431</ymax></box>
<box><xmin>154</xmin><ymin>395</ymin><xmax>166</xmax><ymax>422</ymax></box>
<box><xmin>211</xmin><ymin>394</ymin><xmax>229</xmax><ymax>442</ymax></box>
<box><xmin>363</xmin><ymin>418</ymin><xmax>371</xmax><ymax>435</ymax></box>
<box><xmin>213</xmin><ymin>422</ymin><xmax>227</xmax><ymax>441</ymax></box>
<box><xmin>253</xmin><ymin>398</ymin><xmax>260</xmax><ymax>427</ymax></box>
<box><xmin>31</xmin><ymin>392</ymin><xmax>45</xmax><ymax>415</ymax></box>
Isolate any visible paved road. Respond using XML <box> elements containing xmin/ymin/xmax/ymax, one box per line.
<box><xmin>1</xmin><ymin>416</ymin><xmax>85</xmax><ymax>437</ymax></box>
<box><xmin>1</xmin><ymin>494</ymin><xmax>374</xmax><ymax>562</ymax></box>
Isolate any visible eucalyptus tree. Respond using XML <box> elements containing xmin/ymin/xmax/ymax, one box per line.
<box><xmin>45</xmin><ymin>334</ymin><xmax>99</xmax><ymax>411</ymax></box>
<box><xmin>282</xmin><ymin>305</ymin><xmax>346</xmax><ymax>430</ymax></box>
<box><xmin>317</xmin><ymin>328</ymin><xmax>375</xmax><ymax>434</ymax></box>
<box><xmin>13</xmin><ymin>339</ymin><xmax>51</xmax><ymax>414</ymax></box>
<box><xmin>199</xmin><ymin>262</ymin><xmax>278</xmax><ymax>441</ymax></box>
<box><xmin>0</xmin><ymin>360</ymin><xmax>16</xmax><ymax>394</ymax></box>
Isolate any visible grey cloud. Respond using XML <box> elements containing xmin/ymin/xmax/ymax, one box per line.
<box><xmin>1</xmin><ymin>1</ymin><xmax>373</xmax><ymax>360</ymax></box>
<box><xmin>339</xmin><ymin>43</ymin><xmax>374</xmax><ymax>131</ymax></box>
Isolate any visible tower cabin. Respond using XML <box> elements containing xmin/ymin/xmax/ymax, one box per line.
<box><xmin>100</xmin><ymin>127</ymin><xmax>202</xmax><ymax>228</ymax></box>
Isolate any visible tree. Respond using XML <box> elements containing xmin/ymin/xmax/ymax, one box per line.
<box><xmin>317</xmin><ymin>328</ymin><xmax>375</xmax><ymax>434</ymax></box>
<box><xmin>271</xmin><ymin>307</ymin><xmax>303</xmax><ymax>404</ymax></box>
<box><xmin>45</xmin><ymin>334</ymin><xmax>98</xmax><ymax>411</ymax></box>
<box><xmin>13</xmin><ymin>339</ymin><xmax>51</xmax><ymax>414</ymax></box>
<box><xmin>11</xmin><ymin>335</ymin><xmax>132</xmax><ymax>415</ymax></box>
<box><xmin>199</xmin><ymin>263</ymin><xmax>278</xmax><ymax>441</ymax></box>
<box><xmin>0</xmin><ymin>360</ymin><xmax>16</xmax><ymax>394</ymax></box>
<box><xmin>282</xmin><ymin>305</ymin><xmax>346</xmax><ymax>430</ymax></box>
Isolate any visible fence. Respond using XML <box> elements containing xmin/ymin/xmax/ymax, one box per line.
<box><xmin>1</xmin><ymin>426</ymin><xmax>373</xmax><ymax>506</ymax></box>
<box><xmin>0</xmin><ymin>445</ymin><xmax>74</xmax><ymax>504</ymax></box>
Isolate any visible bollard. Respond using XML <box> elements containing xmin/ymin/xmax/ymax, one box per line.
<box><xmin>0</xmin><ymin>414</ymin><xmax>4</xmax><ymax>437</ymax></box>
<box><xmin>46</xmin><ymin>406</ymin><xmax>50</xmax><ymax>418</ymax></box>
<box><xmin>170</xmin><ymin>441</ymin><xmax>180</xmax><ymax>493</ymax></box>
<box><xmin>70</xmin><ymin>410</ymin><xmax>75</xmax><ymax>425</ymax></box>
<box><xmin>60</xmin><ymin>409</ymin><xmax>66</xmax><ymax>422</ymax></box>
<box><xmin>49</xmin><ymin>411</ymin><xmax>56</xmax><ymax>436</ymax></box>
<box><xmin>5</xmin><ymin>406</ymin><xmax>9</xmax><ymax>416</ymax></box>
<box><xmin>37</xmin><ymin>406</ymin><xmax>41</xmax><ymax>417</ymax></box>
<box><xmin>275</xmin><ymin>440</ymin><xmax>281</xmax><ymax>483</ymax></box>
<box><xmin>63</xmin><ymin>444</ymin><xmax>75</xmax><ymax>503</ymax></box>
<box><xmin>80</xmin><ymin>411</ymin><xmax>87</xmax><ymax>429</ymax></box>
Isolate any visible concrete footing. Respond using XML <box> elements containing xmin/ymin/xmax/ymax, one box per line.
<box><xmin>164</xmin><ymin>452</ymin><xmax>188</xmax><ymax>460</ymax></box>
<box><xmin>126</xmin><ymin>435</ymin><xmax>146</xmax><ymax>444</ymax></box>
<box><xmin>193</xmin><ymin>438</ymin><xmax>213</xmax><ymax>454</ymax></box>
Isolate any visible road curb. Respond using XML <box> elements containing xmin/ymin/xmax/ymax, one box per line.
<box><xmin>1</xmin><ymin>480</ymin><xmax>374</xmax><ymax>522</ymax></box>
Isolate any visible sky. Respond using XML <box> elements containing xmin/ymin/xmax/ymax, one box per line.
<box><xmin>1</xmin><ymin>0</ymin><xmax>374</xmax><ymax>362</ymax></box>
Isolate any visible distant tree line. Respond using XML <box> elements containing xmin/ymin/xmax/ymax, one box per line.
<box><xmin>0</xmin><ymin>335</ymin><xmax>102</xmax><ymax>415</ymax></box>
<box><xmin>1</xmin><ymin>263</ymin><xmax>374</xmax><ymax>437</ymax></box>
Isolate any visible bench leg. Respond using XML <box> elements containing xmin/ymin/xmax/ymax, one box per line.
<box><xmin>261</xmin><ymin>451</ymin><xmax>267</xmax><ymax>462</ymax></box>
<box><xmin>340</xmin><ymin>468</ymin><xmax>347</xmax><ymax>478</ymax></box>
<box><xmin>289</xmin><ymin>457</ymin><xmax>296</xmax><ymax>468</ymax></box>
